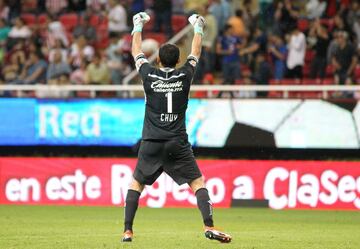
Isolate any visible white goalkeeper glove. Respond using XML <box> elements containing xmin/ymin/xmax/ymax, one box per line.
<box><xmin>131</xmin><ymin>12</ymin><xmax>150</xmax><ymax>35</ymax></box>
<box><xmin>188</xmin><ymin>14</ymin><xmax>205</xmax><ymax>35</ymax></box>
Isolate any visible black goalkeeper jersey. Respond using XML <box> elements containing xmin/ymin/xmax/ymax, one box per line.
<box><xmin>135</xmin><ymin>53</ymin><xmax>198</xmax><ymax>141</ymax></box>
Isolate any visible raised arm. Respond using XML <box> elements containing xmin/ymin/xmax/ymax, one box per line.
<box><xmin>131</xmin><ymin>12</ymin><xmax>150</xmax><ymax>58</ymax></box>
<box><xmin>132</xmin><ymin>31</ymin><xmax>143</xmax><ymax>58</ymax></box>
<box><xmin>188</xmin><ymin>14</ymin><xmax>205</xmax><ymax>59</ymax></box>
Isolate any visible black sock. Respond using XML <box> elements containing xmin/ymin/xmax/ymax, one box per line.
<box><xmin>195</xmin><ymin>188</ymin><xmax>214</xmax><ymax>227</ymax></box>
<box><xmin>124</xmin><ymin>189</ymin><xmax>141</xmax><ymax>232</ymax></box>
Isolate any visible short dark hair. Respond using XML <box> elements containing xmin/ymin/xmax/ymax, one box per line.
<box><xmin>235</xmin><ymin>9</ymin><xmax>243</xmax><ymax>17</ymax></box>
<box><xmin>159</xmin><ymin>44</ymin><xmax>179</xmax><ymax>68</ymax></box>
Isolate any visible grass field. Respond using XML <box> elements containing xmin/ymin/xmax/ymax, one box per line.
<box><xmin>0</xmin><ymin>206</ymin><xmax>359</xmax><ymax>249</ymax></box>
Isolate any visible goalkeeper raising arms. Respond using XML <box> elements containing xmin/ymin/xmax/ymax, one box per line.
<box><xmin>122</xmin><ymin>12</ymin><xmax>232</xmax><ymax>243</ymax></box>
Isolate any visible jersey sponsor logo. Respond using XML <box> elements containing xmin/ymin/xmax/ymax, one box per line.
<box><xmin>151</xmin><ymin>80</ymin><xmax>183</xmax><ymax>93</ymax></box>
<box><xmin>160</xmin><ymin>113</ymin><xmax>178</xmax><ymax>122</ymax></box>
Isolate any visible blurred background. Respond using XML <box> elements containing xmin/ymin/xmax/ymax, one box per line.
<box><xmin>0</xmin><ymin>0</ymin><xmax>360</xmax><ymax>211</ymax></box>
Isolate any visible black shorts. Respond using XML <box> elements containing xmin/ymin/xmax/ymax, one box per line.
<box><xmin>133</xmin><ymin>139</ymin><xmax>202</xmax><ymax>186</ymax></box>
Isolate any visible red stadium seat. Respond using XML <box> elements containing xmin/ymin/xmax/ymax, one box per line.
<box><xmin>144</xmin><ymin>33</ymin><xmax>167</xmax><ymax>44</ymax></box>
<box><xmin>38</xmin><ymin>14</ymin><xmax>48</xmax><ymax>25</ymax></box>
<box><xmin>302</xmin><ymin>78</ymin><xmax>322</xmax><ymax>85</ymax></box>
<box><xmin>21</xmin><ymin>13</ymin><xmax>36</xmax><ymax>26</ymax></box>
<box><xmin>268</xmin><ymin>79</ymin><xmax>283</xmax><ymax>98</ymax></box>
<box><xmin>172</xmin><ymin>15</ymin><xmax>187</xmax><ymax>32</ymax></box>
<box><xmin>322</xmin><ymin>78</ymin><xmax>334</xmax><ymax>85</ymax></box>
<box><xmin>76</xmin><ymin>91</ymin><xmax>92</xmax><ymax>98</ymax></box>
<box><xmin>59</xmin><ymin>13</ymin><xmax>79</xmax><ymax>31</ymax></box>
<box><xmin>305</xmin><ymin>50</ymin><xmax>315</xmax><ymax>63</ymax></box>
<box><xmin>81</xmin><ymin>15</ymin><xmax>108</xmax><ymax>28</ymax></box>
<box><xmin>354</xmin><ymin>65</ymin><xmax>360</xmax><ymax>80</ymax></box>
<box><xmin>95</xmin><ymin>26</ymin><xmax>109</xmax><ymax>49</ymax></box>
<box><xmin>320</xmin><ymin>18</ymin><xmax>335</xmax><ymax>31</ymax></box>
<box><xmin>322</xmin><ymin>78</ymin><xmax>335</xmax><ymax>98</ymax></box>
<box><xmin>298</xmin><ymin>92</ymin><xmax>322</xmax><ymax>99</ymax></box>
<box><xmin>298</xmin><ymin>19</ymin><xmax>309</xmax><ymax>32</ymax></box>
<box><xmin>281</xmin><ymin>79</ymin><xmax>299</xmax><ymax>85</ymax></box>
<box><xmin>325</xmin><ymin>64</ymin><xmax>334</xmax><ymax>77</ymax></box>
<box><xmin>302</xmin><ymin>65</ymin><xmax>311</xmax><ymax>78</ymax></box>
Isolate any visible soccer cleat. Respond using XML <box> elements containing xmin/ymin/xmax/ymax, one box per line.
<box><xmin>204</xmin><ymin>226</ymin><xmax>232</xmax><ymax>243</ymax></box>
<box><xmin>122</xmin><ymin>230</ymin><xmax>133</xmax><ymax>242</ymax></box>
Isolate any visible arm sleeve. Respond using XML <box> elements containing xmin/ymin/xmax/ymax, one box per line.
<box><xmin>134</xmin><ymin>53</ymin><xmax>152</xmax><ymax>81</ymax></box>
<box><xmin>180</xmin><ymin>55</ymin><xmax>199</xmax><ymax>81</ymax></box>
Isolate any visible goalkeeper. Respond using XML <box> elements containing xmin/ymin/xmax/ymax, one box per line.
<box><xmin>122</xmin><ymin>12</ymin><xmax>232</xmax><ymax>243</ymax></box>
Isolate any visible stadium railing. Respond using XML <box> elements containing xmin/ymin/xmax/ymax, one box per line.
<box><xmin>1</xmin><ymin>84</ymin><xmax>360</xmax><ymax>99</ymax></box>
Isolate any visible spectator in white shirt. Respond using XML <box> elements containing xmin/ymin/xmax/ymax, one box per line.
<box><xmin>8</xmin><ymin>17</ymin><xmax>31</xmax><ymax>39</ymax></box>
<box><xmin>306</xmin><ymin>0</ymin><xmax>327</xmax><ymax>19</ymax></box>
<box><xmin>286</xmin><ymin>26</ymin><xmax>306</xmax><ymax>79</ymax></box>
<box><xmin>108</xmin><ymin>0</ymin><xmax>128</xmax><ymax>36</ymax></box>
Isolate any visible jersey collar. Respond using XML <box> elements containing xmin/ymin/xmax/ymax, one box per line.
<box><xmin>160</xmin><ymin>67</ymin><xmax>175</xmax><ymax>72</ymax></box>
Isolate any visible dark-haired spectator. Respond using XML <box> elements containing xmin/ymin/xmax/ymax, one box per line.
<box><xmin>108</xmin><ymin>0</ymin><xmax>128</xmax><ymax>36</ymax></box>
<box><xmin>286</xmin><ymin>26</ymin><xmax>306</xmax><ymax>79</ymax></box>
<box><xmin>46</xmin><ymin>0</ymin><xmax>68</xmax><ymax>16</ymax></box>
<box><xmin>85</xmin><ymin>53</ymin><xmax>110</xmax><ymax>84</ymax></box>
<box><xmin>275</xmin><ymin>0</ymin><xmax>299</xmax><ymax>35</ymax></box>
<box><xmin>68</xmin><ymin>0</ymin><xmax>87</xmax><ymax>13</ymax></box>
<box><xmin>252</xmin><ymin>52</ymin><xmax>271</xmax><ymax>97</ymax></box>
<box><xmin>216</xmin><ymin>24</ymin><xmax>242</xmax><ymax>84</ymax></box>
<box><xmin>227</xmin><ymin>9</ymin><xmax>246</xmax><ymax>38</ymax></box>
<box><xmin>13</xmin><ymin>51</ymin><xmax>47</xmax><ymax>84</ymax></box>
<box><xmin>8</xmin><ymin>17</ymin><xmax>31</xmax><ymax>40</ymax></box>
<box><xmin>306</xmin><ymin>0</ymin><xmax>327</xmax><ymax>19</ymax></box>
<box><xmin>2</xmin><ymin>53</ymin><xmax>23</xmax><ymax>83</ymax></box>
<box><xmin>268</xmin><ymin>34</ymin><xmax>287</xmax><ymax>81</ymax></box>
<box><xmin>47</xmin><ymin>50</ymin><xmax>71</xmax><ymax>83</ymax></box>
<box><xmin>73</xmin><ymin>15</ymin><xmax>97</xmax><ymax>44</ymax></box>
<box><xmin>0</xmin><ymin>0</ymin><xmax>9</xmax><ymax>21</ymax></box>
<box><xmin>332</xmin><ymin>31</ymin><xmax>358</xmax><ymax>85</ymax></box>
<box><xmin>333</xmin><ymin>14</ymin><xmax>347</xmax><ymax>33</ymax></box>
<box><xmin>69</xmin><ymin>35</ymin><xmax>95</xmax><ymax>68</ymax></box>
<box><xmin>308</xmin><ymin>19</ymin><xmax>330</xmax><ymax>79</ymax></box>
<box><xmin>153</xmin><ymin>0</ymin><xmax>173</xmax><ymax>38</ymax></box>
<box><xmin>345</xmin><ymin>0</ymin><xmax>360</xmax><ymax>29</ymax></box>
<box><xmin>239</xmin><ymin>27</ymin><xmax>267</xmax><ymax>67</ymax></box>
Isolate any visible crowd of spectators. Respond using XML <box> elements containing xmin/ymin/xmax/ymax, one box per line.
<box><xmin>1</xmin><ymin>0</ymin><xmax>360</xmax><ymax>99</ymax></box>
<box><xmin>192</xmin><ymin>0</ymin><xmax>360</xmax><ymax>98</ymax></box>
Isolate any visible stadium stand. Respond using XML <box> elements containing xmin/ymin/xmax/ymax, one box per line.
<box><xmin>0</xmin><ymin>0</ymin><xmax>360</xmax><ymax>99</ymax></box>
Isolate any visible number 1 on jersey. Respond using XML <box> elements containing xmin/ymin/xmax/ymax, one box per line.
<box><xmin>166</xmin><ymin>92</ymin><xmax>173</xmax><ymax>113</ymax></box>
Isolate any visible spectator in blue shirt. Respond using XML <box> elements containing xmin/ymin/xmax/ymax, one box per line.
<box><xmin>268</xmin><ymin>34</ymin><xmax>287</xmax><ymax>81</ymax></box>
<box><xmin>216</xmin><ymin>24</ymin><xmax>242</xmax><ymax>84</ymax></box>
<box><xmin>13</xmin><ymin>51</ymin><xmax>48</xmax><ymax>84</ymax></box>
